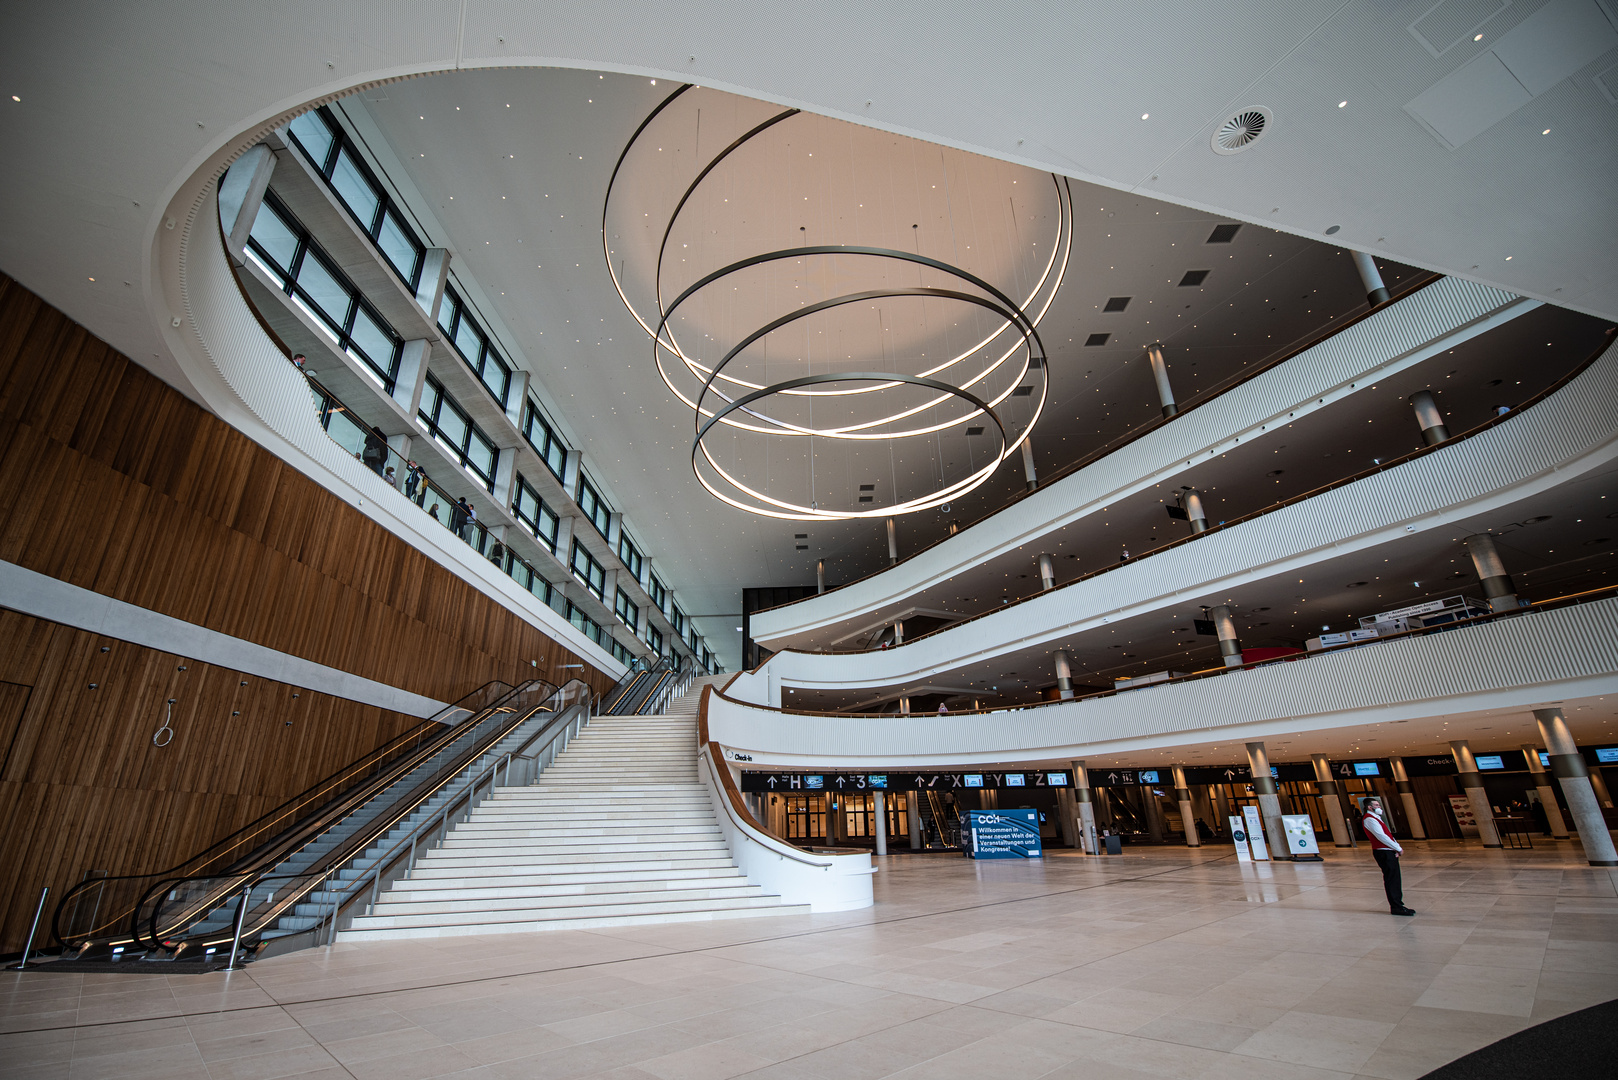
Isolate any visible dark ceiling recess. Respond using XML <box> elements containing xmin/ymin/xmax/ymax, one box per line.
<box><xmin>794</xmin><ymin>533</ymin><xmax>807</xmax><ymax>539</ymax></box>
<box><xmin>858</xmin><ymin>496</ymin><xmax>874</xmax><ymax>503</ymax></box>
<box><xmin>1207</xmin><ymin>223</ymin><xmax>1242</xmax><ymax>243</ymax></box>
<box><xmin>1179</xmin><ymin>269</ymin><xmax>1210</xmax><ymax>287</ymax></box>
<box><xmin>965</xmin><ymin>426</ymin><xmax>985</xmax><ymax>436</ymax></box>
<box><xmin>1085</xmin><ymin>332</ymin><xmax>1110</xmax><ymax>346</ymax></box>
<box><xmin>1012</xmin><ymin>385</ymin><xmax>1033</xmax><ymax>396</ymax></box>
<box><xmin>858</xmin><ymin>484</ymin><xmax>875</xmax><ymax>491</ymax></box>
<box><xmin>1103</xmin><ymin>296</ymin><xmax>1131</xmax><ymax>312</ymax></box>
<box><xmin>795</xmin><ymin>545</ymin><xmax>808</xmax><ymax>550</ymax></box>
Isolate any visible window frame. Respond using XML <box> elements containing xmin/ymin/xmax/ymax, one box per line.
<box><xmin>417</xmin><ymin>375</ymin><xmax>499</xmax><ymax>490</ymax></box>
<box><xmin>284</xmin><ymin>105</ymin><xmax>425</xmax><ymax>289</ymax></box>
<box><xmin>614</xmin><ymin>587</ymin><xmax>638</xmax><ymax>633</ymax></box>
<box><xmin>575</xmin><ymin>472</ymin><xmax>612</xmax><ymax>538</ymax></box>
<box><xmin>245</xmin><ymin>192</ymin><xmax>403</xmax><ymax>392</ymax></box>
<box><xmin>436</xmin><ymin>286</ymin><xmax>513</xmax><ymax>408</ymax></box>
<box><xmin>569</xmin><ymin>539</ymin><xmax>606</xmax><ymax>600</ymax></box>
<box><xmin>520</xmin><ymin>399</ymin><xmax>569</xmax><ymax>482</ymax></box>
<box><xmin>511</xmin><ymin>474</ymin><xmax>560</xmax><ymax>553</ymax></box>
<box><xmin>617</xmin><ymin>532</ymin><xmax>643</xmax><ymax>581</ymax></box>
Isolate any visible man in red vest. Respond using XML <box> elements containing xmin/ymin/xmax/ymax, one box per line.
<box><xmin>1363</xmin><ymin>797</ymin><xmax>1415</xmax><ymax>916</ymax></box>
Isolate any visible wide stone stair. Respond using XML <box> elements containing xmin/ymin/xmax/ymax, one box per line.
<box><xmin>341</xmin><ymin>677</ymin><xmax>807</xmax><ymax>938</ymax></box>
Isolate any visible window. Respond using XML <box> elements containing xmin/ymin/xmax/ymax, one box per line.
<box><xmin>569</xmin><ymin>539</ymin><xmax>605</xmax><ymax>600</ymax></box>
<box><xmin>284</xmin><ymin>106</ymin><xmax>425</xmax><ymax>287</ymax></box>
<box><xmin>647</xmin><ymin>625</ymin><xmax>663</xmax><ymax>654</ymax></box>
<box><xmin>614</xmin><ymin>588</ymin><xmax>638</xmax><ymax>633</ymax></box>
<box><xmin>245</xmin><ymin>194</ymin><xmax>402</xmax><ymax>390</ymax></box>
<box><xmin>617</xmin><ymin>532</ymin><xmax>643</xmax><ymax>581</ymax></box>
<box><xmin>576</xmin><ymin>473</ymin><xmax>611</xmax><ymax>538</ymax></box>
<box><xmin>511</xmin><ymin>474</ymin><xmax>560</xmax><ymax>553</ymax></box>
<box><xmin>702</xmin><ymin>648</ymin><xmax>714</xmax><ymax>674</ymax></box>
<box><xmin>521</xmin><ymin>400</ymin><xmax>569</xmax><ymax>481</ymax></box>
<box><xmin>418</xmin><ymin>376</ymin><xmax>498</xmax><ymax>489</ymax></box>
<box><xmin>436</xmin><ymin>287</ymin><xmax>513</xmax><ymax>407</ymax></box>
<box><xmin>566</xmin><ymin>602</ymin><xmax>606</xmax><ymax>647</ymax></box>
<box><xmin>648</xmin><ymin>574</ymin><xmax>667</xmax><ymax>614</ymax></box>
<box><xmin>670</xmin><ymin>603</ymin><xmax>686</xmax><ymax>636</ymax></box>
<box><xmin>610</xmin><ymin>638</ymin><xmax>635</xmax><ymax>666</ymax></box>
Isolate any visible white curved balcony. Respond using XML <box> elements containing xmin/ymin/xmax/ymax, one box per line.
<box><xmin>712</xmin><ymin>592</ymin><xmax>1618</xmax><ymax>768</ymax></box>
<box><xmin>734</xmin><ymin>332</ymin><xmax>1618</xmax><ymax>699</ymax></box>
<box><xmin>750</xmin><ymin>276</ymin><xmax>1538</xmax><ymax>651</ymax></box>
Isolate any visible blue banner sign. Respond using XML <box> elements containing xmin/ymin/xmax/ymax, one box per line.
<box><xmin>740</xmin><ymin>771</ymin><xmax>1073</xmax><ymax>792</ymax></box>
<box><xmin>965</xmin><ymin>810</ymin><xmax>1043</xmax><ymax>859</ymax></box>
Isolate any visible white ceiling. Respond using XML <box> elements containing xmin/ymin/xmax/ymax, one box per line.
<box><xmin>2</xmin><ymin>0</ymin><xmax>1614</xmax><ymax>667</ymax></box>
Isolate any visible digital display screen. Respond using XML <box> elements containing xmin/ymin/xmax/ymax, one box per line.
<box><xmin>804</xmin><ymin>775</ymin><xmax>824</xmax><ymax>790</ymax></box>
<box><xmin>964</xmin><ymin>774</ymin><xmax>984</xmax><ymax>788</ymax></box>
<box><xmin>1475</xmin><ymin>755</ymin><xmax>1505</xmax><ymax>770</ymax></box>
<box><xmin>1005</xmin><ymin>774</ymin><xmax>1026</xmax><ymax>787</ymax></box>
<box><xmin>1354</xmin><ymin>762</ymin><xmax>1381</xmax><ymax>776</ymax></box>
<box><xmin>1048</xmin><ymin>773</ymin><xmax>1069</xmax><ymax>785</ymax></box>
<box><xmin>1139</xmin><ymin>770</ymin><xmax>1159</xmax><ymax>784</ymax></box>
<box><xmin>868</xmin><ymin>774</ymin><xmax>888</xmax><ymax>788</ymax></box>
<box><xmin>1597</xmin><ymin>748</ymin><xmax>1618</xmax><ymax>763</ymax></box>
<box><xmin>1539</xmin><ymin>752</ymin><xmax>1551</xmax><ymax>766</ymax></box>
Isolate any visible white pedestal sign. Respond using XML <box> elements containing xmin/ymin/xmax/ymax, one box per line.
<box><xmin>1242</xmin><ymin>805</ymin><xmax>1270</xmax><ymax>860</ymax></box>
<box><xmin>1282</xmin><ymin>815</ymin><xmax>1320</xmax><ymax>856</ymax></box>
<box><xmin>1229</xmin><ymin>815</ymin><xmax>1252</xmax><ymax>862</ymax></box>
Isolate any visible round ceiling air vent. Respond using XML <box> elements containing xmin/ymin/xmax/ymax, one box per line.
<box><xmin>1212</xmin><ymin>107</ymin><xmax>1272</xmax><ymax>155</ymax></box>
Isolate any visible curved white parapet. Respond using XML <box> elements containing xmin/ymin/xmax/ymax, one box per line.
<box><xmin>750</xmin><ymin>277</ymin><xmax>1538</xmax><ymax>650</ymax></box>
<box><xmin>698</xmin><ymin>693</ymin><xmax>873</xmax><ymax>912</ymax></box>
<box><xmin>711</xmin><ymin>595</ymin><xmax>1618</xmax><ymax>767</ymax></box>
<box><xmin>733</xmin><ymin>339</ymin><xmax>1618</xmax><ymax>699</ymax></box>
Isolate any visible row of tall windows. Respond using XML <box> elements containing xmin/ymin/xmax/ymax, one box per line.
<box><xmin>437</xmin><ymin>286</ymin><xmax>513</xmax><ymax>407</ymax></box>
<box><xmin>268</xmin><ymin>107</ymin><xmax>718</xmax><ymax>673</ymax></box>
<box><xmin>246</xmin><ymin>193</ymin><xmax>402</xmax><ymax>391</ymax></box>
<box><xmin>285</xmin><ymin>105</ymin><xmax>426</xmax><ymax>289</ymax></box>
<box><xmin>418</xmin><ymin>376</ymin><xmax>498</xmax><ymax>490</ymax></box>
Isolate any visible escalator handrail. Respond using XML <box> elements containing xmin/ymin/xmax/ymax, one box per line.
<box><xmin>146</xmin><ymin>680</ymin><xmax>595</xmax><ymax>953</ymax></box>
<box><xmin>50</xmin><ymin>678</ymin><xmax>518</xmax><ymax>948</ymax></box>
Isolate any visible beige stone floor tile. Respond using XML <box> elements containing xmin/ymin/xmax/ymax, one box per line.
<box><xmin>454</xmin><ymin>1021</ymin><xmax>579</xmax><ymax>1065</ymax></box>
<box><xmin>340</xmin><ymin>1043</ymin><xmax>482</xmax><ymax>1080</ymax></box>
<box><xmin>634</xmin><ymin>1041</ymin><xmax>778</xmax><ymax>1080</ymax></box>
<box><xmin>1129</xmin><ymin>1014</ymin><xmax>1258</xmax><ymax>1052</ymax></box>
<box><xmin>67</xmin><ymin>1041</ymin><xmax>208</xmax><ymax>1080</ymax></box>
<box><xmin>1230</xmin><ymin>1010</ymin><xmax>1395</xmax><ymax>1073</ymax></box>
<box><xmin>0</xmin><ymin>1025</ymin><xmax>75</xmax><ymax>1066</ymax></box>
<box><xmin>202</xmin><ymin>1042</ymin><xmax>341</xmax><ymax>1080</ymax></box>
<box><xmin>320</xmin><ymin>1023</ymin><xmax>448</xmax><ymax>1065</ymax></box>
<box><xmin>1411</xmin><ymin>963</ymin><xmax>1539</xmax><ymax>1016</ymax></box>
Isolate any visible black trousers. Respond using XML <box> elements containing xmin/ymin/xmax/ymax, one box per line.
<box><xmin>1373</xmin><ymin>848</ymin><xmax>1404</xmax><ymax>909</ymax></box>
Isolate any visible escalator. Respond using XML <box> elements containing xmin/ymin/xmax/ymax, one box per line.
<box><xmin>918</xmin><ymin>790</ymin><xmax>962</xmax><ymax>849</ymax></box>
<box><xmin>601</xmin><ymin>660</ymin><xmax>685</xmax><ymax>715</ymax></box>
<box><xmin>51</xmin><ymin>678</ymin><xmax>593</xmax><ymax>965</ymax></box>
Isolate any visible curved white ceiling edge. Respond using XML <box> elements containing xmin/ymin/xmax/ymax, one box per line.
<box><xmin>0</xmin><ymin>1</ymin><xmax>1607</xmax><ymax>421</ymax></box>
<box><xmin>706</xmin><ymin>596</ymin><xmax>1618</xmax><ymax>767</ymax></box>
<box><xmin>749</xmin><ymin>278</ymin><xmax>1539</xmax><ymax>647</ymax></box>
<box><xmin>149</xmin><ymin>159</ymin><xmax>627</xmax><ymax>680</ymax></box>
<box><xmin>730</xmin><ymin>344</ymin><xmax>1618</xmax><ymax>694</ymax></box>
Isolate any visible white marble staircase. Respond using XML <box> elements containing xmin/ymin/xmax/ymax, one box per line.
<box><xmin>341</xmin><ymin>677</ymin><xmax>808</xmax><ymax>939</ymax></box>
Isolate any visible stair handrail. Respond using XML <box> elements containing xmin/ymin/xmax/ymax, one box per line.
<box><xmin>138</xmin><ymin>680</ymin><xmax>596</xmax><ymax>957</ymax></box>
<box><xmin>49</xmin><ymin>678</ymin><xmax>520</xmax><ymax>952</ymax></box>
<box><xmin>120</xmin><ymin>679</ymin><xmax>559</xmax><ymax>954</ymax></box>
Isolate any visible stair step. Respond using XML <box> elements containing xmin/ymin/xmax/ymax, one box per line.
<box><xmin>338</xmin><ymin>902</ymin><xmax>808</xmax><ymax>941</ymax></box>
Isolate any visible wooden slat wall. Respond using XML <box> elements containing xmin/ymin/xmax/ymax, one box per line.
<box><xmin>0</xmin><ymin>273</ymin><xmax>617</xmax><ymax>952</ymax></box>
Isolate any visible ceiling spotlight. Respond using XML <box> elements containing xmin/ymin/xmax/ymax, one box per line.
<box><xmin>1542</xmin><ymin>128</ymin><xmax>1551</xmax><ymax>135</ymax></box>
<box><xmin>9</xmin><ymin>95</ymin><xmax>18</xmax><ymax>102</ymax></box>
<box><xmin>1337</xmin><ymin>101</ymin><xmax>1347</xmax><ymax>108</ymax></box>
<box><xmin>1474</xmin><ymin>33</ymin><xmax>1484</xmax><ymax>41</ymax></box>
<box><xmin>1140</xmin><ymin>112</ymin><xmax>1149</xmax><ymax>120</ymax></box>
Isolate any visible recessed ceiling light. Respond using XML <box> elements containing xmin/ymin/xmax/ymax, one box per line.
<box><xmin>1505</xmin><ymin>255</ymin><xmax>1512</xmax><ymax>260</ymax></box>
<box><xmin>1474</xmin><ymin>33</ymin><xmax>1484</xmax><ymax>41</ymax></box>
<box><xmin>9</xmin><ymin>95</ymin><xmax>18</xmax><ymax>102</ymax></box>
<box><xmin>1141</xmin><ymin>113</ymin><xmax>1149</xmax><ymax>120</ymax></box>
<box><xmin>1337</xmin><ymin>101</ymin><xmax>1347</xmax><ymax>108</ymax></box>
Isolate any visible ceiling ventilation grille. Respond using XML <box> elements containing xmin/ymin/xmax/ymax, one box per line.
<box><xmin>1212</xmin><ymin>107</ymin><xmax>1272</xmax><ymax>155</ymax></box>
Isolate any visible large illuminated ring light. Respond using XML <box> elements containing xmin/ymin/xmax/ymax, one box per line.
<box><xmin>603</xmin><ymin>85</ymin><xmax>1073</xmax><ymax>520</ymax></box>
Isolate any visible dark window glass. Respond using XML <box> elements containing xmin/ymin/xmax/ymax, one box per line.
<box><xmin>330</xmin><ymin>147</ymin><xmax>382</xmax><ymax>232</ymax></box>
<box><xmin>417</xmin><ymin>375</ymin><xmax>498</xmax><ymax>489</ymax></box>
<box><xmin>376</xmin><ymin>211</ymin><xmax>419</xmax><ymax>282</ymax></box>
<box><xmin>570</xmin><ymin>540</ymin><xmax>605</xmax><ymax>599</ymax></box>
<box><xmin>576</xmin><ymin>474</ymin><xmax>611</xmax><ymax>537</ymax></box>
<box><xmin>522</xmin><ymin>401</ymin><xmax>569</xmax><ymax>481</ymax></box>
<box><xmin>439</xmin><ymin>287</ymin><xmax>513</xmax><ymax>408</ymax></box>
<box><xmin>246</xmin><ymin>200</ymin><xmax>300</xmax><ymax>272</ymax></box>
<box><xmin>615</xmin><ymin>588</ymin><xmax>638</xmax><ymax>632</ymax></box>
<box><xmin>671</xmin><ymin>604</ymin><xmax>686</xmax><ymax>635</ymax></box>
<box><xmin>285</xmin><ymin>112</ymin><xmax>335</xmax><ymax>169</ymax></box>
<box><xmin>617</xmin><ymin>534</ymin><xmax>643</xmax><ymax>580</ymax></box>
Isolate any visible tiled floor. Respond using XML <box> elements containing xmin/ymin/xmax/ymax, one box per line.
<box><xmin>5</xmin><ymin>840</ymin><xmax>1617</xmax><ymax>1080</ymax></box>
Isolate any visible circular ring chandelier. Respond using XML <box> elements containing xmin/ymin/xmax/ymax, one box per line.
<box><xmin>603</xmin><ymin>85</ymin><xmax>1073</xmax><ymax>521</ymax></box>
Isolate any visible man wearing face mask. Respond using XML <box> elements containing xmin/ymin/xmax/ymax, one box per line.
<box><xmin>1362</xmin><ymin>797</ymin><xmax>1415</xmax><ymax>916</ymax></box>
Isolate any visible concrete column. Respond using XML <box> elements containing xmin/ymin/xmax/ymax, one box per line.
<box><xmin>1053</xmin><ymin>650</ymin><xmax>1074</xmax><ymax>700</ymax></box>
<box><xmin>554</xmin><ymin>515</ymin><xmax>576</xmax><ymax>563</ymax></box>
<box><xmin>493</xmin><ymin>444</ymin><xmax>521</xmax><ymax>512</ymax></box>
<box><xmin>907</xmin><ymin>792</ymin><xmax>922</xmax><ymax>849</ymax></box>
<box><xmin>1055</xmin><ymin>787</ymin><xmax>1078</xmax><ymax>847</ymax></box>
<box><xmin>1591</xmin><ymin>768</ymin><xmax>1615</xmax><ymax>809</ymax></box>
<box><xmin>1142</xmin><ymin>783</ymin><xmax>1165</xmax><ymax>842</ymax></box>
<box><xmin>391</xmin><ymin>338</ymin><xmax>432</xmax><ymax>417</ymax></box>
<box><xmin>1072</xmin><ymin>760</ymin><xmax>1097</xmax><ymax>854</ymax></box>
<box><xmin>1450</xmin><ymin>740</ymin><xmax>1502</xmax><ymax>848</ymax></box>
<box><xmin>1520</xmin><ymin>743</ymin><xmax>1570</xmax><ymax>839</ymax></box>
<box><xmin>1038</xmin><ymin>553</ymin><xmax>1056</xmax><ymax>591</ymax></box>
<box><xmin>1245</xmin><ymin>741</ymin><xmax>1289</xmax><ymax>860</ymax></box>
<box><xmin>1172</xmin><ymin>766</ymin><xmax>1199</xmax><ymax>847</ymax></box>
<box><xmin>1534</xmin><ymin>708</ymin><xmax>1618</xmax><ymax>865</ymax></box>
<box><xmin>219</xmin><ymin>144</ymin><xmax>277</xmax><ymax>263</ymax></box>
<box><xmin>1389</xmin><ymin>756</ymin><xmax>1428</xmax><ymax>840</ymax></box>
<box><xmin>1145</xmin><ymin>343</ymin><xmax>1177</xmax><ymax>417</ymax></box>
<box><xmin>899</xmin><ymin>697</ymin><xmax>910</xmax><ymax>715</ymax></box>
<box><xmin>1213</xmin><ymin>782</ymin><xmax>1231</xmax><ymax>833</ymax></box>
<box><xmin>415</xmin><ymin>248</ymin><xmax>452</xmax><ymax>326</ymax></box>
<box><xmin>874</xmin><ymin>791</ymin><xmax>888</xmax><ymax>856</ymax></box>
<box><xmin>1020</xmin><ymin>438</ymin><xmax>1038</xmax><ymax>491</ymax></box>
<box><xmin>562</xmin><ymin>449</ymin><xmax>583</xmax><ymax>494</ymax></box>
<box><xmin>1464</xmin><ymin>533</ymin><xmax>1520</xmax><ymax>612</ymax></box>
<box><xmin>886</xmin><ymin>517</ymin><xmax>899</xmax><ymax>565</ymax></box>
<box><xmin>606</xmin><ymin>512</ymin><xmax>623</xmax><ymax>551</ymax></box>
<box><xmin>1311</xmin><ymin>754</ymin><xmax>1354</xmax><ymax>847</ymax></box>
<box><xmin>503</xmin><ymin>368</ymin><xmax>530</xmax><ymax>430</ymax></box>
<box><xmin>1211</xmin><ymin>605</ymin><xmax>1243</xmax><ymax>667</ymax></box>
<box><xmin>1182</xmin><ymin>489</ymin><xmax>1209</xmax><ymax>534</ymax></box>
<box><xmin>1410</xmin><ymin>390</ymin><xmax>1450</xmax><ymax>445</ymax></box>
<box><xmin>1352</xmin><ymin>250</ymin><xmax>1391</xmax><ymax>306</ymax></box>
<box><xmin>816</xmin><ymin>560</ymin><xmax>825</xmax><ymax>593</ymax></box>
<box><xmin>824</xmin><ymin>794</ymin><xmax>839</xmax><ymax>846</ymax></box>
<box><xmin>891</xmin><ymin>620</ymin><xmax>903</xmax><ymax>646</ymax></box>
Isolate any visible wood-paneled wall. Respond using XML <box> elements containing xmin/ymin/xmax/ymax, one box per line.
<box><xmin>0</xmin><ymin>273</ymin><xmax>616</xmax><ymax>952</ymax></box>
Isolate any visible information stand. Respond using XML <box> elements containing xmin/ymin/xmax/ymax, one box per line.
<box><xmin>964</xmin><ymin>810</ymin><xmax>1043</xmax><ymax>859</ymax></box>
<box><xmin>1229</xmin><ymin>816</ymin><xmax>1252</xmax><ymax>862</ymax></box>
<box><xmin>1282</xmin><ymin>815</ymin><xmax>1322</xmax><ymax>860</ymax></box>
<box><xmin>1242</xmin><ymin>805</ymin><xmax>1271</xmax><ymax>860</ymax></box>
